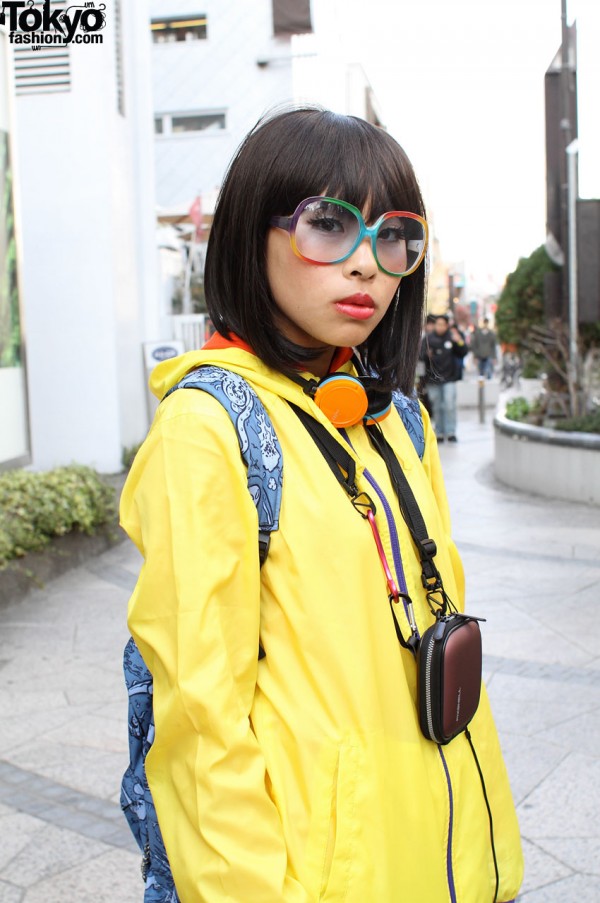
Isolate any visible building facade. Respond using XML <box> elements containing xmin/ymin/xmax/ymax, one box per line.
<box><xmin>149</xmin><ymin>0</ymin><xmax>388</xmax><ymax>345</ymax></box>
<box><xmin>2</xmin><ymin>0</ymin><xmax>390</xmax><ymax>473</ymax></box>
<box><xmin>151</xmin><ymin>0</ymin><xmax>312</xmax><ymax>211</ymax></box>
<box><xmin>0</xmin><ymin>22</ymin><xmax>29</xmax><ymax>468</ymax></box>
<box><xmin>2</xmin><ymin>0</ymin><xmax>158</xmax><ymax>473</ymax></box>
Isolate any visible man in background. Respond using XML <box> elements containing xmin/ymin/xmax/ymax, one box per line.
<box><xmin>420</xmin><ymin>313</ymin><xmax>467</xmax><ymax>443</ymax></box>
<box><xmin>470</xmin><ymin>317</ymin><xmax>497</xmax><ymax>379</ymax></box>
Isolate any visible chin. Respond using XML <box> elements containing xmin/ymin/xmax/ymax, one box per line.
<box><xmin>335</xmin><ymin>322</ymin><xmax>379</xmax><ymax>347</ymax></box>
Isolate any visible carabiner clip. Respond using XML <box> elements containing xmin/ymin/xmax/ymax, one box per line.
<box><xmin>351</xmin><ymin>491</ymin><xmax>376</xmax><ymax>519</ymax></box>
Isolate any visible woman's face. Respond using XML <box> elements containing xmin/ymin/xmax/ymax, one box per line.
<box><xmin>266</xmin><ymin>204</ymin><xmax>402</xmax><ymax>376</ymax></box>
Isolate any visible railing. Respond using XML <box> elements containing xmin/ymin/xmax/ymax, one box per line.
<box><xmin>170</xmin><ymin>314</ymin><xmax>215</xmax><ymax>351</ymax></box>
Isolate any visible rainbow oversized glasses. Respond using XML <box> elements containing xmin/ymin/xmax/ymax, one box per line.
<box><xmin>270</xmin><ymin>196</ymin><xmax>428</xmax><ymax>277</ymax></box>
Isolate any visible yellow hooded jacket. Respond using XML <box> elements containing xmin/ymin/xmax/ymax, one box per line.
<box><xmin>121</xmin><ymin>347</ymin><xmax>523</xmax><ymax>903</ymax></box>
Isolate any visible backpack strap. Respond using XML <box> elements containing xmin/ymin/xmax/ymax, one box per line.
<box><xmin>392</xmin><ymin>390</ymin><xmax>425</xmax><ymax>461</ymax></box>
<box><xmin>165</xmin><ymin>365</ymin><xmax>283</xmax><ymax>563</ymax></box>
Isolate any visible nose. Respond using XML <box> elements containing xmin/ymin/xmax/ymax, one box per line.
<box><xmin>343</xmin><ymin>236</ymin><xmax>379</xmax><ymax>279</ymax></box>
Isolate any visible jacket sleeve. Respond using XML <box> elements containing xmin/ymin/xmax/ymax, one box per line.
<box><xmin>121</xmin><ymin>393</ymin><xmax>309</xmax><ymax>903</ymax></box>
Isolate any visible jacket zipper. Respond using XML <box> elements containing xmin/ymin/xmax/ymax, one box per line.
<box><xmin>438</xmin><ymin>747</ymin><xmax>458</xmax><ymax>903</ymax></box>
<box><xmin>359</xmin><ymin>461</ymin><xmax>458</xmax><ymax>902</ymax></box>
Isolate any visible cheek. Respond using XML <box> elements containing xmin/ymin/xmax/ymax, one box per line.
<box><xmin>269</xmin><ymin>258</ymin><xmax>314</xmax><ymax>313</ymax></box>
<box><xmin>266</xmin><ymin>232</ymin><xmax>307</xmax><ymax>304</ymax></box>
<box><xmin>383</xmin><ymin>278</ymin><xmax>401</xmax><ymax>307</ymax></box>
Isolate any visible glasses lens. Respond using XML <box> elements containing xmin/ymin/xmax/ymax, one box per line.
<box><xmin>376</xmin><ymin>214</ymin><xmax>426</xmax><ymax>276</ymax></box>
<box><xmin>294</xmin><ymin>199</ymin><xmax>360</xmax><ymax>263</ymax></box>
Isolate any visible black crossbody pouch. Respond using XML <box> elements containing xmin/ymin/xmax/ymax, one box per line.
<box><xmin>417</xmin><ymin>614</ymin><xmax>482</xmax><ymax>744</ymax></box>
<box><xmin>291</xmin><ymin>403</ymin><xmax>484</xmax><ymax>746</ymax></box>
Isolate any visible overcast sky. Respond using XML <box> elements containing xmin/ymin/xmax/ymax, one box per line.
<box><xmin>306</xmin><ymin>0</ymin><xmax>599</xmax><ymax>291</ymax></box>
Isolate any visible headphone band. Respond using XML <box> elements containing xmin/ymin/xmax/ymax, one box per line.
<box><xmin>286</xmin><ymin>359</ymin><xmax>392</xmax><ymax>429</ymax></box>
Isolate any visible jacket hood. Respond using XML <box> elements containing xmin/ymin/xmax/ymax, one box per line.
<box><xmin>149</xmin><ymin>346</ymin><xmax>357</xmax><ymax>412</ymax></box>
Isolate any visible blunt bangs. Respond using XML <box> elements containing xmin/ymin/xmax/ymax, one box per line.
<box><xmin>204</xmin><ymin>106</ymin><xmax>427</xmax><ymax>393</ymax></box>
<box><xmin>255</xmin><ymin>110</ymin><xmax>424</xmax><ymax>222</ymax></box>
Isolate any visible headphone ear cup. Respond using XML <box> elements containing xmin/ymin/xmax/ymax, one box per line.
<box><xmin>313</xmin><ymin>374</ymin><xmax>368</xmax><ymax>428</ymax></box>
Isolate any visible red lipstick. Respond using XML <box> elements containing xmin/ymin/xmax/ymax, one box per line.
<box><xmin>335</xmin><ymin>293</ymin><xmax>375</xmax><ymax>321</ymax></box>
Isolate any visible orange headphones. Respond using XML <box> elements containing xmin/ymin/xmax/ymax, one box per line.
<box><xmin>288</xmin><ymin>356</ymin><xmax>392</xmax><ymax>429</ymax></box>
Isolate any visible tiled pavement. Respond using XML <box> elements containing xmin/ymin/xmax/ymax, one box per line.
<box><xmin>1</xmin><ymin>402</ymin><xmax>599</xmax><ymax>901</ymax></box>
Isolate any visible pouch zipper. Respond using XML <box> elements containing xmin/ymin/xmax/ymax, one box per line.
<box><xmin>424</xmin><ymin>636</ymin><xmax>437</xmax><ymax>741</ymax></box>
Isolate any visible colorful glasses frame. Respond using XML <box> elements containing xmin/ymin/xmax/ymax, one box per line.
<box><xmin>270</xmin><ymin>196</ymin><xmax>429</xmax><ymax>277</ymax></box>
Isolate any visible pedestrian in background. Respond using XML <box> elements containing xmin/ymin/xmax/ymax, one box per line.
<box><xmin>120</xmin><ymin>107</ymin><xmax>523</xmax><ymax>902</ymax></box>
<box><xmin>450</xmin><ymin>314</ymin><xmax>468</xmax><ymax>382</ymax></box>
<box><xmin>420</xmin><ymin>313</ymin><xmax>468</xmax><ymax>442</ymax></box>
<box><xmin>470</xmin><ymin>316</ymin><xmax>498</xmax><ymax>379</ymax></box>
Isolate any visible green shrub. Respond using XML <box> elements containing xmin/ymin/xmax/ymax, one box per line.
<box><xmin>554</xmin><ymin>411</ymin><xmax>600</xmax><ymax>434</ymax></box>
<box><xmin>0</xmin><ymin>465</ymin><xmax>117</xmax><ymax>567</ymax></box>
<box><xmin>505</xmin><ymin>397</ymin><xmax>531</xmax><ymax>422</ymax></box>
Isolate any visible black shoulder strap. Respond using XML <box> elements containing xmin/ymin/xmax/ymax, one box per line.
<box><xmin>290</xmin><ymin>404</ymin><xmax>450</xmax><ymax>613</ymax></box>
<box><xmin>365</xmin><ymin>424</ymin><xmax>443</xmax><ymax>596</ymax></box>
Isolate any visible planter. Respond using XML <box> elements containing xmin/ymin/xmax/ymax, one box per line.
<box><xmin>0</xmin><ymin>524</ymin><xmax>126</xmax><ymax>609</ymax></box>
<box><xmin>456</xmin><ymin>378</ymin><xmax>500</xmax><ymax>409</ymax></box>
<box><xmin>494</xmin><ymin>413</ymin><xmax>600</xmax><ymax>506</ymax></box>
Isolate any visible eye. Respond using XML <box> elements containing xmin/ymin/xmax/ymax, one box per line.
<box><xmin>305</xmin><ymin>212</ymin><xmax>345</xmax><ymax>234</ymax></box>
<box><xmin>378</xmin><ymin>225</ymin><xmax>406</xmax><ymax>243</ymax></box>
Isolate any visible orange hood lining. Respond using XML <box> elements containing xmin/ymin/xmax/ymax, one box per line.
<box><xmin>203</xmin><ymin>332</ymin><xmax>354</xmax><ymax>374</ymax></box>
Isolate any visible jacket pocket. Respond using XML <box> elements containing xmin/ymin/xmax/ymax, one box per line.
<box><xmin>306</xmin><ymin>742</ymin><xmax>359</xmax><ymax>901</ymax></box>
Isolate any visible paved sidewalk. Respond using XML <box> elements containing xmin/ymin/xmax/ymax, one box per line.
<box><xmin>1</xmin><ymin>405</ymin><xmax>599</xmax><ymax>901</ymax></box>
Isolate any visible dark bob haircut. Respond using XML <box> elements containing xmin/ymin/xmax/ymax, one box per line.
<box><xmin>204</xmin><ymin>105</ymin><xmax>427</xmax><ymax>395</ymax></box>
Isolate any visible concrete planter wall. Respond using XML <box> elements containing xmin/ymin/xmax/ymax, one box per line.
<box><xmin>457</xmin><ymin>379</ymin><xmax>500</xmax><ymax>409</ymax></box>
<box><xmin>494</xmin><ymin>414</ymin><xmax>600</xmax><ymax>506</ymax></box>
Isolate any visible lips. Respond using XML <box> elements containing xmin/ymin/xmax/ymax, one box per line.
<box><xmin>334</xmin><ymin>294</ymin><xmax>376</xmax><ymax>321</ymax></box>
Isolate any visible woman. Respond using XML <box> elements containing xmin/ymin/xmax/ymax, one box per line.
<box><xmin>121</xmin><ymin>106</ymin><xmax>523</xmax><ymax>902</ymax></box>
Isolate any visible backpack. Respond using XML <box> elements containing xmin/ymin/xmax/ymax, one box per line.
<box><xmin>121</xmin><ymin>365</ymin><xmax>424</xmax><ymax>902</ymax></box>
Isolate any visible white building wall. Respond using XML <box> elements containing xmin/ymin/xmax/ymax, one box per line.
<box><xmin>14</xmin><ymin>0</ymin><xmax>157</xmax><ymax>472</ymax></box>
<box><xmin>0</xmin><ymin>27</ymin><xmax>30</xmax><ymax>468</ymax></box>
<box><xmin>151</xmin><ymin>0</ymin><xmax>296</xmax><ymax>208</ymax></box>
<box><xmin>151</xmin><ymin>0</ymin><xmax>383</xmax><ymax>212</ymax></box>
<box><xmin>576</xmin><ymin>3</ymin><xmax>600</xmax><ymax>199</ymax></box>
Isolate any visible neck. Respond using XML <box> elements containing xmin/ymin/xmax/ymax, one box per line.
<box><xmin>308</xmin><ymin>348</ymin><xmax>337</xmax><ymax>378</ymax></box>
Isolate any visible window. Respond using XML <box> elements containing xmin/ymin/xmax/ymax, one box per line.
<box><xmin>11</xmin><ymin>1</ymin><xmax>71</xmax><ymax>95</ymax></box>
<box><xmin>151</xmin><ymin>15</ymin><xmax>207</xmax><ymax>43</ymax></box>
<box><xmin>155</xmin><ymin>113</ymin><xmax>226</xmax><ymax>136</ymax></box>
<box><xmin>272</xmin><ymin>0</ymin><xmax>312</xmax><ymax>35</ymax></box>
<box><xmin>171</xmin><ymin>113</ymin><xmax>225</xmax><ymax>133</ymax></box>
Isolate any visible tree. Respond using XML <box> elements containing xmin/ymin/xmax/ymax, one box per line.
<box><xmin>497</xmin><ymin>246</ymin><xmax>600</xmax><ymax>418</ymax></box>
<box><xmin>495</xmin><ymin>246</ymin><xmax>558</xmax><ymax>349</ymax></box>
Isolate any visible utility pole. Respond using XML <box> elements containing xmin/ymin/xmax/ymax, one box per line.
<box><xmin>566</xmin><ymin>138</ymin><xmax>579</xmax><ymax>414</ymax></box>
<box><xmin>561</xmin><ymin>0</ymin><xmax>580</xmax><ymax>415</ymax></box>
<box><xmin>559</xmin><ymin>0</ymin><xmax>572</xmax><ymax>316</ymax></box>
